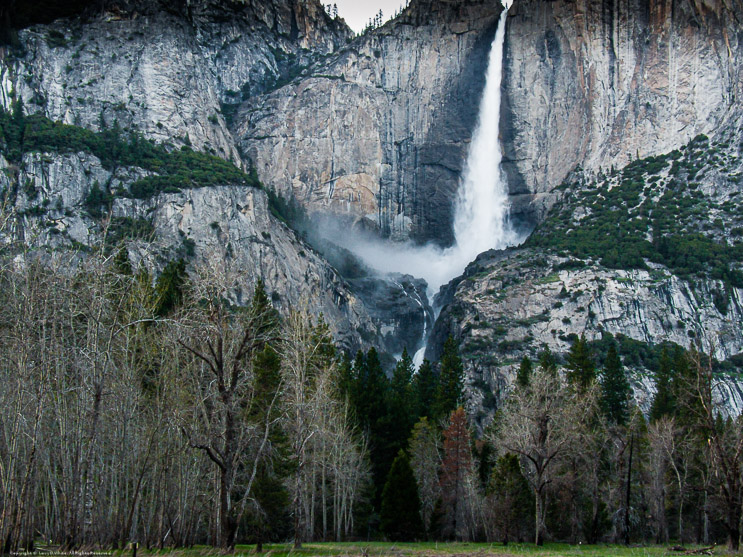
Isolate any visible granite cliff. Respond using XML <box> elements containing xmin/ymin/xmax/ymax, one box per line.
<box><xmin>2</xmin><ymin>0</ymin><xmax>743</xmax><ymax>403</ymax></box>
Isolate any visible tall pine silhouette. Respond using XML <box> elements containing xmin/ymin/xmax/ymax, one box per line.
<box><xmin>380</xmin><ymin>450</ymin><xmax>424</xmax><ymax>541</ymax></box>
<box><xmin>433</xmin><ymin>337</ymin><xmax>464</xmax><ymax>421</ymax></box>
<box><xmin>600</xmin><ymin>343</ymin><xmax>630</xmax><ymax>425</ymax></box>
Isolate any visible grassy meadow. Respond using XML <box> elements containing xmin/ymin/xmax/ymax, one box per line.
<box><xmin>112</xmin><ymin>541</ymin><xmax>729</xmax><ymax>557</ymax></box>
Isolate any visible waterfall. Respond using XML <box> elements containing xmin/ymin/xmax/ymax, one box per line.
<box><xmin>411</xmin><ymin>2</ymin><xmax>515</xmax><ymax>368</ymax></box>
<box><xmin>450</xmin><ymin>4</ymin><xmax>516</xmax><ymax>265</ymax></box>
<box><xmin>323</xmin><ymin>2</ymin><xmax>517</xmax><ymax>369</ymax></box>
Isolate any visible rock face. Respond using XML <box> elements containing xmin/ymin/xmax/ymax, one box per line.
<box><xmin>238</xmin><ymin>0</ymin><xmax>505</xmax><ymax>245</ymax></box>
<box><xmin>0</xmin><ymin>147</ymin><xmax>376</xmax><ymax>350</ymax></box>
<box><xmin>3</xmin><ymin>0</ymin><xmax>743</xmax><ymax>392</ymax></box>
<box><xmin>0</xmin><ymin>0</ymin><xmax>406</xmax><ymax>352</ymax></box>
<box><xmin>236</xmin><ymin>0</ymin><xmax>743</xmax><ymax>243</ymax></box>
<box><xmin>1</xmin><ymin>0</ymin><xmax>350</xmax><ymax>164</ymax></box>
<box><xmin>348</xmin><ymin>274</ymin><xmax>434</xmax><ymax>358</ymax></box>
<box><xmin>502</xmin><ymin>0</ymin><xmax>743</xmax><ymax>222</ymax></box>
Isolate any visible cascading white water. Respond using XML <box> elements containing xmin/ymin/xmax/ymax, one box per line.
<box><xmin>411</xmin><ymin>2</ymin><xmax>515</xmax><ymax>367</ymax></box>
<box><xmin>346</xmin><ymin>2</ymin><xmax>515</xmax><ymax>291</ymax></box>
<box><xmin>450</xmin><ymin>3</ymin><xmax>516</xmax><ymax>267</ymax></box>
<box><xmin>324</xmin><ymin>2</ymin><xmax>517</xmax><ymax>368</ymax></box>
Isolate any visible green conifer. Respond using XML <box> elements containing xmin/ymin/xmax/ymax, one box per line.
<box><xmin>433</xmin><ymin>337</ymin><xmax>464</xmax><ymax>420</ymax></box>
<box><xmin>414</xmin><ymin>358</ymin><xmax>437</xmax><ymax>418</ymax></box>
<box><xmin>650</xmin><ymin>347</ymin><xmax>676</xmax><ymax>422</ymax></box>
<box><xmin>380</xmin><ymin>450</ymin><xmax>424</xmax><ymax>541</ymax></box>
<box><xmin>517</xmin><ymin>355</ymin><xmax>533</xmax><ymax>388</ymax></box>
<box><xmin>600</xmin><ymin>343</ymin><xmax>630</xmax><ymax>425</ymax></box>
<box><xmin>566</xmin><ymin>333</ymin><xmax>596</xmax><ymax>391</ymax></box>
<box><xmin>538</xmin><ymin>345</ymin><xmax>558</xmax><ymax>375</ymax></box>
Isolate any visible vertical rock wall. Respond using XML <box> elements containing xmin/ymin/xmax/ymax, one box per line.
<box><xmin>503</xmin><ymin>0</ymin><xmax>743</xmax><ymax>221</ymax></box>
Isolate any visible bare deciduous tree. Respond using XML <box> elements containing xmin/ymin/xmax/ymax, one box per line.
<box><xmin>174</xmin><ymin>265</ymin><xmax>280</xmax><ymax>551</ymax></box>
<box><xmin>493</xmin><ymin>369</ymin><xmax>587</xmax><ymax>546</ymax></box>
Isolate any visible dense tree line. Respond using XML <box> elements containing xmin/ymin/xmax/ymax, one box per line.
<box><xmin>0</xmin><ymin>240</ymin><xmax>741</xmax><ymax>551</ymax></box>
<box><xmin>0</xmin><ymin>228</ymin><xmax>469</xmax><ymax>551</ymax></box>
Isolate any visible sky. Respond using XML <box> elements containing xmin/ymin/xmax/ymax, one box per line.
<box><xmin>331</xmin><ymin>0</ymin><xmax>408</xmax><ymax>33</ymax></box>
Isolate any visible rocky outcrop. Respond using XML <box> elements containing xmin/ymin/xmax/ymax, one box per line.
<box><xmin>0</xmin><ymin>147</ymin><xmax>376</xmax><ymax>351</ymax></box>
<box><xmin>348</xmin><ymin>274</ymin><xmax>434</xmax><ymax>358</ymax></box>
<box><xmin>235</xmin><ymin>0</ymin><xmax>743</xmax><ymax>243</ymax></box>
<box><xmin>429</xmin><ymin>248</ymin><xmax>743</xmax><ymax>425</ymax></box>
<box><xmin>3</xmin><ymin>0</ymin><xmax>743</xmax><ymax>382</ymax></box>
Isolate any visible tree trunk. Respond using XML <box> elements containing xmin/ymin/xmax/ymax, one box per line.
<box><xmin>624</xmin><ymin>434</ymin><xmax>633</xmax><ymax>546</ymax></box>
<box><xmin>534</xmin><ymin>489</ymin><xmax>543</xmax><ymax>546</ymax></box>
<box><xmin>727</xmin><ymin>502</ymin><xmax>741</xmax><ymax>551</ymax></box>
<box><xmin>219</xmin><ymin>469</ymin><xmax>236</xmax><ymax>552</ymax></box>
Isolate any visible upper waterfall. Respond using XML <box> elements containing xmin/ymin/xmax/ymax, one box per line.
<box><xmin>451</xmin><ymin>4</ymin><xmax>516</xmax><ymax>266</ymax></box>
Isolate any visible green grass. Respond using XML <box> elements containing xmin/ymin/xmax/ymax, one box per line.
<box><xmin>105</xmin><ymin>542</ymin><xmax>732</xmax><ymax>557</ymax></box>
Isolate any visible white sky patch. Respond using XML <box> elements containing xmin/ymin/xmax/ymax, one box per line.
<box><xmin>330</xmin><ymin>0</ymin><xmax>408</xmax><ymax>34</ymax></box>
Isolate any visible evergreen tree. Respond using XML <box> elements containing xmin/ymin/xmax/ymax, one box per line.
<box><xmin>433</xmin><ymin>337</ymin><xmax>464</xmax><ymax>421</ymax></box>
<box><xmin>362</xmin><ymin>347</ymin><xmax>389</xmax><ymax>431</ymax></box>
<box><xmin>600</xmin><ymin>343</ymin><xmax>630</xmax><ymax>426</ymax></box>
<box><xmin>113</xmin><ymin>247</ymin><xmax>132</xmax><ymax>275</ymax></box>
<box><xmin>153</xmin><ymin>259</ymin><xmax>187</xmax><ymax>316</ymax></box>
<box><xmin>380</xmin><ymin>450</ymin><xmax>424</xmax><ymax>541</ymax></box>
<box><xmin>244</xmin><ymin>470</ymin><xmax>291</xmax><ymax>549</ymax></box>
<box><xmin>243</xmin><ymin>280</ymin><xmax>287</xmax><ymax>548</ymax></box>
<box><xmin>250</xmin><ymin>279</ymin><xmax>280</xmax><ymax>336</ymax></box>
<box><xmin>488</xmin><ymin>453</ymin><xmax>533</xmax><ymax>545</ymax></box>
<box><xmin>351</xmin><ymin>348</ymin><xmax>388</xmax><ymax>433</ymax></box>
<box><xmin>414</xmin><ymin>358</ymin><xmax>437</xmax><ymax>418</ymax></box>
<box><xmin>336</xmin><ymin>350</ymin><xmax>355</xmax><ymax>404</ymax></box>
<box><xmin>247</xmin><ymin>342</ymin><xmax>291</xmax><ymax>549</ymax></box>
<box><xmin>517</xmin><ymin>355</ymin><xmax>533</xmax><ymax>388</ymax></box>
<box><xmin>8</xmin><ymin>99</ymin><xmax>25</xmax><ymax>161</ymax></box>
<box><xmin>538</xmin><ymin>345</ymin><xmax>558</xmax><ymax>375</ymax></box>
<box><xmin>650</xmin><ymin>347</ymin><xmax>676</xmax><ymax>422</ymax></box>
<box><xmin>566</xmin><ymin>333</ymin><xmax>596</xmax><ymax>391</ymax></box>
<box><xmin>352</xmin><ymin>347</ymin><xmax>391</xmax><ymax>507</ymax></box>
<box><xmin>388</xmin><ymin>348</ymin><xmax>416</xmax><ymax>455</ymax></box>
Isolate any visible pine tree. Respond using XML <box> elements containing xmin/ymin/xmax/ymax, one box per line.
<box><xmin>380</xmin><ymin>450</ymin><xmax>424</xmax><ymax>541</ymax></box>
<box><xmin>600</xmin><ymin>343</ymin><xmax>630</xmax><ymax>425</ymax></box>
<box><xmin>153</xmin><ymin>259</ymin><xmax>187</xmax><ymax>316</ymax></box>
<box><xmin>352</xmin><ymin>347</ymin><xmax>391</xmax><ymax>507</ymax></box>
<box><xmin>538</xmin><ymin>345</ymin><xmax>557</xmax><ymax>375</ymax></box>
<box><xmin>247</xmin><ymin>332</ymin><xmax>290</xmax><ymax>549</ymax></box>
<box><xmin>650</xmin><ymin>347</ymin><xmax>675</xmax><ymax>422</ymax></box>
<box><xmin>566</xmin><ymin>333</ymin><xmax>596</xmax><ymax>391</ymax></box>
<box><xmin>433</xmin><ymin>337</ymin><xmax>464</xmax><ymax>421</ymax></box>
<box><xmin>488</xmin><ymin>453</ymin><xmax>533</xmax><ymax>545</ymax></box>
<box><xmin>336</xmin><ymin>351</ymin><xmax>355</xmax><ymax>403</ymax></box>
<box><xmin>414</xmin><ymin>358</ymin><xmax>437</xmax><ymax>418</ymax></box>
<box><xmin>388</xmin><ymin>348</ymin><xmax>416</xmax><ymax>455</ymax></box>
<box><xmin>8</xmin><ymin>99</ymin><xmax>25</xmax><ymax>161</ymax></box>
<box><xmin>517</xmin><ymin>356</ymin><xmax>533</xmax><ymax>388</ymax></box>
